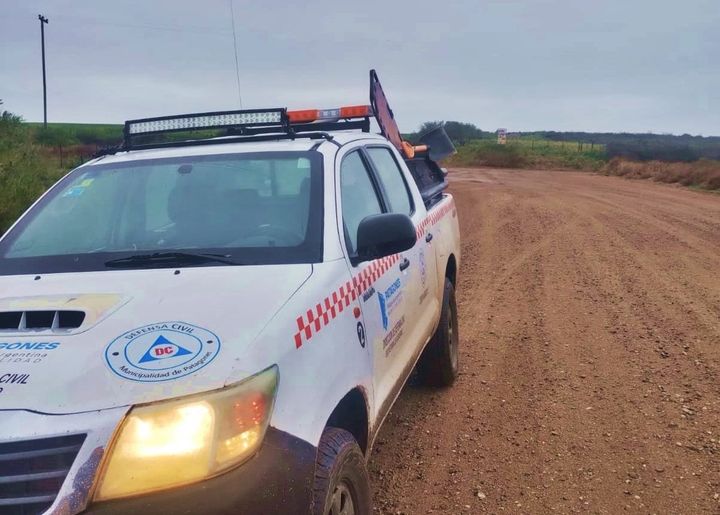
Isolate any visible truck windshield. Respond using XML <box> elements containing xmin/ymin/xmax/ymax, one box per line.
<box><xmin>0</xmin><ymin>151</ymin><xmax>323</xmax><ymax>275</ymax></box>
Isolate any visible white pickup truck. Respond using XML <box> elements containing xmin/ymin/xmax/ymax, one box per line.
<box><xmin>0</xmin><ymin>71</ymin><xmax>461</xmax><ymax>515</ymax></box>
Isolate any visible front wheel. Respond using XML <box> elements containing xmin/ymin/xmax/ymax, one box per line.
<box><xmin>417</xmin><ymin>278</ymin><xmax>459</xmax><ymax>387</ymax></box>
<box><xmin>312</xmin><ymin>428</ymin><xmax>371</xmax><ymax>515</ymax></box>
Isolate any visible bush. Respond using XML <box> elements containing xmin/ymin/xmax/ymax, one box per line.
<box><xmin>0</xmin><ymin>110</ymin><xmax>26</xmax><ymax>151</ymax></box>
<box><xmin>602</xmin><ymin>158</ymin><xmax>720</xmax><ymax>191</ymax></box>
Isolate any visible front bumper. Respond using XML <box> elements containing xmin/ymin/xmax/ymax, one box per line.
<box><xmin>1</xmin><ymin>409</ymin><xmax>316</xmax><ymax>515</ymax></box>
<box><xmin>1</xmin><ymin>408</ymin><xmax>126</xmax><ymax>515</ymax></box>
<box><xmin>85</xmin><ymin>427</ymin><xmax>316</xmax><ymax>515</ymax></box>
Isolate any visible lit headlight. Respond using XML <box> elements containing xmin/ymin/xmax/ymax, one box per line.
<box><xmin>94</xmin><ymin>366</ymin><xmax>278</xmax><ymax>501</ymax></box>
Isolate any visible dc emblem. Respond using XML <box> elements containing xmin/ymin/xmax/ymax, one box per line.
<box><xmin>105</xmin><ymin>322</ymin><xmax>220</xmax><ymax>383</ymax></box>
<box><xmin>138</xmin><ymin>335</ymin><xmax>192</xmax><ymax>363</ymax></box>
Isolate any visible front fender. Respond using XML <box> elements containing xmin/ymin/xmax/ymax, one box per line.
<box><xmin>233</xmin><ymin>259</ymin><xmax>374</xmax><ymax>449</ymax></box>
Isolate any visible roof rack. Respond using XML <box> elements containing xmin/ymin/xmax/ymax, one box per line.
<box><xmin>97</xmin><ymin>68</ymin><xmax>453</xmax><ymax>161</ymax></box>
<box><xmin>116</xmin><ymin>106</ymin><xmax>372</xmax><ymax>153</ymax></box>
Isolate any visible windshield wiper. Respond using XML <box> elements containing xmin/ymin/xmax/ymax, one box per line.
<box><xmin>104</xmin><ymin>252</ymin><xmax>239</xmax><ymax>269</ymax></box>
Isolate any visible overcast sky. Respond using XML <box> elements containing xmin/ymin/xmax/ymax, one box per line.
<box><xmin>1</xmin><ymin>0</ymin><xmax>717</xmax><ymax>135</ymax></box>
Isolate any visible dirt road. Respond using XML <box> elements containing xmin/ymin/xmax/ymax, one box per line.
<box><xmin>369</xmin><ymin>168</ymin><xmax>720</xmax><ymax>514</ymax></box>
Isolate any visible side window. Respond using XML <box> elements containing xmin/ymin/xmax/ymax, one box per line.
<box><xmin>366</xmin><ymin>147</ymin><xmax>413</xmax><ymax>216</ymax></box>
<box><xmin>340</xmin><ymin>151</ymin><xmax>383</xmax><ymax>255</ymax></box>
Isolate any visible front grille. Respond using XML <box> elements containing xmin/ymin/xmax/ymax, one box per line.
<box><xmin>0</xmin><ymin>434</ymin><xmax>86</xmax><ymax>515</ymax></box>
<box><xmin>0</xmin><ymin>311</ymin><xmax>86</xmax><ymax>332</ymax></box>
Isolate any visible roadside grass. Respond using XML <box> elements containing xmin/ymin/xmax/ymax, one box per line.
<box><xmin>0</xmin><ymin>140</ymin><xmax>68</xmax><ymax>234</ymax></box>
<box><xmin>445</xmin><ymin>138</ymin><xmax>607</xmax><ymax>170</ymax></box>
<box><xmin>602</xmin><ymin>158</ymin><xmax>720</xmax><ymax>191</ymax></box>
<box><xmin>25</xmin><ymin>122</ymin><xmax>123</xmax><ymax>146</ymax></box>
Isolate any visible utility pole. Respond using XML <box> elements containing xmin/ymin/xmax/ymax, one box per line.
<box><xmin>38</xmin><ymin>14</ymin><xmax>49</xmax><ymax>128</ymax></box>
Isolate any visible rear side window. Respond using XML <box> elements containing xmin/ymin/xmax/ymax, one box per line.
<box><xmin>366</xmin><ymin>147</ymin><xmax>413</xmax><ymax>216</ymax></box>
<box><xmin>340</xmin><ymin>151</ymin><xmax>383</xmax><ymax>255</ymax></box>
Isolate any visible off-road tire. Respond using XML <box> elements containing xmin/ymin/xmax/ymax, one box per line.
<box><xmin>312</xmin><ymin>427</ymin><xmax>371</xmax><ymax>515</ymax></box>
<box><xmin>417</xmin><ymin>278</ymin><xmax>459</xmax><ymax>386</ymax></box>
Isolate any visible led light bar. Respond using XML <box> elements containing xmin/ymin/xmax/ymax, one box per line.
<box><xmin>126</xmin><ymin>109</ymin><xmax>286</xmax><ymax>136</ymax></box>
<box><xmin>119</xmin><ymin>103</ymin><xmax>372</xmax><ymax>153</ymax></box>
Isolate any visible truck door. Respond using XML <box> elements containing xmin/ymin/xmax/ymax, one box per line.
<box><xmin>363</xmin><ymin>146</ymin><xmax>440</xmax><ymax>347</ymax></box>
<box><xmin>338</xmin><ymin>149</ymin><xmax>413</xmax><ymax>417</ymax></box>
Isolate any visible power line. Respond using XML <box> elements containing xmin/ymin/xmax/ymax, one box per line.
<box><xmin>229</xmin><ymin>0</ymin><xmax>243</xmax><ymax>109</ymax></box>
<box><xmin>46</xmin><ymin>14</ymin><xmax>232</xmax><ymax>35</ymax></box>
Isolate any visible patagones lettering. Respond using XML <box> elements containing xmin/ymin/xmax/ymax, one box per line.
<box><xmin>0</xmin><ymin>342</ymin><xmax>60</xmax><ymax>351</ymax></box>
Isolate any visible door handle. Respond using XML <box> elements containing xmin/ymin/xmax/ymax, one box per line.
<box><xmin>399</xmin><ymin>257</ymin><xmax>411</xmax><ymax>271</ymax></box>
<box><xmin>425</xmin><ymin>232</ymin><xmax>433</xmax><ymax>243</ymax></box>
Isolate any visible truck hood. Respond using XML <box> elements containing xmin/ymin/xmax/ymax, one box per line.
<box><xmin>0</xmin><ymin>265</ymin><xmax>311</xmax><ymax>414</ymax></box>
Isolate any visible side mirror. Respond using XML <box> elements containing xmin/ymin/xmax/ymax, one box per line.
<box><xmin>354</xmin><ymin>213</ymin><xmax>416</xmax><ymax>264</ymax></box>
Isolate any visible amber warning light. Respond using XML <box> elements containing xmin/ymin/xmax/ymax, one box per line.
<box><xmin>287</xmin><ymin>105</ymin><xmax>372</xmax><ymax>123</ymax></box>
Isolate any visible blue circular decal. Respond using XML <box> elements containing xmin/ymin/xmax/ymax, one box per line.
<box><xmin>105</xmin><ymin>322</ymin><xmax>220</xmax><ymax>382</ymax></box>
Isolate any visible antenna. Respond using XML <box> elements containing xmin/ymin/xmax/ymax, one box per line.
<box><xmin>229</xmin><ymin>0</ymin><xmax>243</xmax><ymax>109</ymax></box>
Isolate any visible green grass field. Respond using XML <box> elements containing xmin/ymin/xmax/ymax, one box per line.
<box><xmin>25</xmin><ymin>122</ymin><xmax>123</xmax><ymax>147</ymax></box>
<box><xmin>446</xmin><ymin>137</ymin><xmax>607</xmax><ymax>170</ymax></box>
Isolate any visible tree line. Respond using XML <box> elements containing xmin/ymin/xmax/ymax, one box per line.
<box><xmin>407</xmin><ymin>121</ymin><xmax>720</xmax><ymax>162</ymax></box>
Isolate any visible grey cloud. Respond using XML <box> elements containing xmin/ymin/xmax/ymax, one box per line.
<box><xmin>1</xmin><ymin>0</ymin><xmax>717</xmax><ymax>134</ymax></box>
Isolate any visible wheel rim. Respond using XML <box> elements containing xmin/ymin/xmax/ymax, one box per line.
<box><xmin>327</xmin><ymin>481</ymin><xmax>356</xmax><ymax>515</ymax></box>
<box><xmin>448</xmin><ymin>300</ymin><xmax>459</xmax><ymax>372</ymax></box>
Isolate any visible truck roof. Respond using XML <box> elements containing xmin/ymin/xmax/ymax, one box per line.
<box><xmin>88</xmin><ymin>132</ymin><xmax>389</xmax><ymax>166</ymax></box>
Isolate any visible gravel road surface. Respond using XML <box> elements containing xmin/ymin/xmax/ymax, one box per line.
<box><xmin>370</xmin><ymin>168</ymin><xmax>720</xmax><ymax>514</ymax></box>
